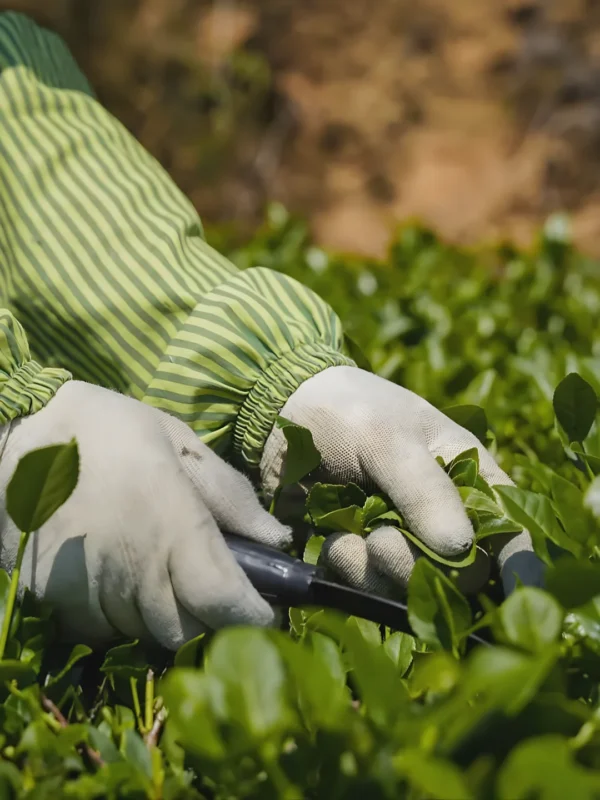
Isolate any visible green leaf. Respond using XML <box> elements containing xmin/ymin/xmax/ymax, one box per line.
<box><xmin>395</xmin><ymin>750</ymin><xmax>474</xmax><ymax>800</ymax></box>
<box><xmin>276</xmin><ymin>416</ymin><xmax>321</xmax><ymax>486</ymax></box>
<box><xmin>383</xmin><ymin>632</ymin><xmax>415</xmax><ymax>676</ymax></box>
<box><xmin>6</xmin><ymin>440</ymin><xmax>79</xmax><ymax>533</ymax></box>
<box><xmin>584</xmin><ymin>475</ymin><xmax>600</xmax><ymax>520</ymax></box>
<box><xmin>0</xmin><ymin>661</ymin><xmax>36</xmax><ymax>686</ymax></box>
<box><xmin>174</xmin><ymin>633</ymin><xmax>206</xmax><ymax>668</ymax></box>
<box><xmin>553</xmin><ymin>373</ymin><xmax>597</xmax><ymax>444</ymax></box>
<box><xmin>498</xmin><ymin>735</ymin><xmax>600</xmax><ymax>800</ymax></box>
<box><xmin>449</xmin><ymin>458</ymin><xmax>478</xmax><ymax>487</ymax></box>
<box><xmin>205</xmin><ymin>627</ymin><xmax>291</xmax><ymax>739</ymax></box>
<box><xmin>499</xmin><ymin>588</ymin><xmax>563</xmax><ymax>652</ymax></box>
<box><xmin>458</xmin><ymin>486</ymin><xmax>503</xmax><ymax>517</ymax></box>
<box><xmin>408</xmin><ymin>650</ymin><xmax>461</xmax><ymax>697</ymax></box>
<box><xmin>100</xmin><ymin>640</ymin><xmax>150</xmax><ymax>681</ymax></box>
<box><xmin>121</xmin><ymin>729</ymin><xmax>152</xmax><ymax>781</ymax></box>
<box><xmin>312</xmin><ymin>506</ymin><xmax>364</xmax><ymax>534</ymax></box>
<box><xmin>551</xmin><ymin>473</ymin><xmax>596</xmax><ymax>548</ymax></box>
<box><xmin>441</xmin><ymin>405</ymin><xmax>488</xmax><ymax>444</ymax></box>
<box><xmin>407</xmin><ymin>559</ymin><xmax>472</xmax><ymax>652</ymax></box>
<box><xmin>342</xmin><ymin>617</ymin><xmax>409</xmax><ymax>728</ymax></box>
<box><xmin>276</xmin><ymin>632</ymin><xmax>348</xmax><ymax>730</ymax></box>
<box><xmin>361</xmin><ymin>495</ymin><xmax>389</xmax><ymax>526</ymax></box>
<box><xmin>545</xmin><ymin>559</ymin><xmax>600</xmax><ymax>609</ymax></box>
<box><xmin>307</xmin><ymin>483</ymin><xmax>366</xmax><ymax>521</ymax></box>
<box><xmin>303</xmin><ymin>534</ymin><xmax>325</xmax><ymax>565</ymax></box>
<box><xmin>493</xmin><ymin>485</ymin><xmax>574</xmax><ymax>562</ymax></box>
<box><xmin>369</xmin><ymin>508</ymin><xmax>477</xmax><ymax>567</ymax></box>
<box><xmin>46</xmin><ymin>643</ymin><xmax>92</xmax><ymax>686</ymax></box>
<box><xmin>160</xmin><ymin>670</ymin><xmax>225</xmax><ymax>760</ymax></box>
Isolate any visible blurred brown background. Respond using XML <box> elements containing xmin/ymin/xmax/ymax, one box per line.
<box><xmin>5</xmin><ymin>0</ymin><xmax>600</xmax><ymax>257</ymax></box>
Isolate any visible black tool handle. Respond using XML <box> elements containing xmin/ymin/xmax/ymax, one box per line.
<box><xmin>224</xmin><ymin>533</ymin><xmax>490</xmax><ymax>648</ymax></box>
<box><xmin>224</xmin><ymin>533</ymin><xmax>317</xmax><ymax>606</ymax></box>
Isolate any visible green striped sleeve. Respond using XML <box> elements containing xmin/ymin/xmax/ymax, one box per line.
<box><xmin>0</xmin><ymin>12</ymin><xmax>354</xmax><ymax>468</ymax></box>
<box><xmin>0</xmin><ymin>309</ymin><xmax>70</xmax><ymax>424</ymax></box>
<box><xmin>142</xmin><ymin>267</ymin><xmax>354</xmax><ymax>467</ymax></box>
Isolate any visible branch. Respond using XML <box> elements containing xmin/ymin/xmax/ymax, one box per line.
<box><xmin>145</xmin><ymin>707</ymin><xmax>167</xmax><ymax>749</ymax></box>
<box><xmin>42</xmin><ymin>694</ymin><xmax>104</xmax><ymax>769</ymax></box>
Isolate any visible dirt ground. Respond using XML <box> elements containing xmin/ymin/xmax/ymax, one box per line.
<box><xmin>5</xmin><ymin>0</ymin><xmax>600</xmax><ymax>257</ymax></box>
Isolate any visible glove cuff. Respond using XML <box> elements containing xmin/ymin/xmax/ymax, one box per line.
<box><xmin>233</xmin><ymin>343</ymin><xmax>354</xmax><ymax>469</ymax></box>
<box><xmin>0</xmin><ymin>311</ymin><xmax>71</xmax><ymax>425</ymax></box>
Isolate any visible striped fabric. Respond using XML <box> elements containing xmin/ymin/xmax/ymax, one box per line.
<box><xmin>0</xmin><ymin>12</ymin><xmax>353</xmax><ymax>468</ymax></box>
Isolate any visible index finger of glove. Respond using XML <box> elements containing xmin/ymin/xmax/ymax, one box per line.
<box><xmin>158</xmin><ymin>413</ymin><xmax>292</xmax><ymax>549</ymax></box>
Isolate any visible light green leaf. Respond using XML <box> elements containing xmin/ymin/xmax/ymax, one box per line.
<box><xmin>205</xmin><ymin>627</ymin><xmax>291</xmax><ymax>739</ymax></box>
<box><xmin>493</xmin><ymin>485</ymin><xmax>573</xmax><ymax>562</ymax></box>
<box><xmin>174</xmin><ymin>633</ymin><xmax>206</xmax><ymax>668</ymax></box>
<box><xmin>407</xmin><ymin>559</ymin><xmax>472</xmax><ymax>652</ymax></box>
<box><xmin>584</xmin><ymin>475</ymin><xmax>600</xmax><ymax>520</ymax></box>
<box><xmin>551</xmin><ymin>473</ymin><xmax>595</xmax><ymax>548</ymax></box>
<box><xmin>449</xmin><ymin>458</ymin><xmax>478</xmax><ymax>487</ymax></box>
<box><xmin>498</xmin><ymin>735</ymin><xmax>600</xmax><ymax>800</ymax></box>
<box><xmin>499</xmin><ymin>588</ymin><xmax>563</xmax><ymax>652</ymax></box>
<box><xmin>303</xmin><ymin>534</ymin><xmax>325</xmax><ymax>565</ymax></box>
<box><xmin>6</xmin><ymin>440</ymin><xmax>79</xmax><ymax>533</ymax></box>
<box><xmin>395</xmin><ymin>750</ymin><xmax>473</xmax><ymax>800</ymax></box>
<box><xmin>383</xmin><ymin>632</ymin><xmax>415</xmax><ymax>676</ymax></box>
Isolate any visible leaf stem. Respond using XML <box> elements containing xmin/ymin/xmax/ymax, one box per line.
<box><xmin>145</xmin><ymin>669</ymin><xmax>154</xmax><ymax>733</ymax></box>
<box><xmin>130</xmin><ymin>676</ymin><xmax>144</xmax><ymax>734</ymax></box>
<box><xmin>0</xmin><ymin>530</ymin><xmax>29</xmax><ymax>660</ymax></box>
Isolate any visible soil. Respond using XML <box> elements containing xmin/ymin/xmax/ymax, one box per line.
<box><xmin>5</xmin><ymin>0</ymin><xmax>600</xmax><ymax>257</ymax></box>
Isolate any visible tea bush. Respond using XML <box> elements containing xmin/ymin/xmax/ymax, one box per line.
<box><xmin>1</xmin><ymin>210</ymin><xmax>600</xmax><ymax>798</ymax></box>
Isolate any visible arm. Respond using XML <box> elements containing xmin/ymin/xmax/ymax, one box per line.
<box><xmin>0</xmin><ymin>307</ymin><xmax>290</xmax><ymax>648</ymax></box>
<box><xmin>0</xmin><ymin>11</ymin><xmax>353</xmax><ymax>467</ymax></box>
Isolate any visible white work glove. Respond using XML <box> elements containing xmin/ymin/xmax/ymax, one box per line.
<box><xmin>262</xmin><ymin>366</ymin><xmax>544</xmax><ymax>597</ymax></box>
<box><xmin>0</xmin><ymin>382</ymin><xmax>291</xmax><ymax>650</ymax></box>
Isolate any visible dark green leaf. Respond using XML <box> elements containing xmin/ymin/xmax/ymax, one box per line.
<box><xmin>0</xmin><ymin>660</ymin><xmax>36</xmax><ymax>686</ymax></box>
<box><xmin>546</xmin><ymin>559</ymin><xmax>600</xmax><ymax>609</ymax></box>
<box><xmin>442</xmin><ymin>405</ymin><xmax>488</xmax><ymax>444</ymax></box>
<box><xmin>307</xmin><ymin>483</ymin><xmax>366</xmax><ymax>521</ymax></box>
<box><xmin>553</xmin><ymin>373</ymin><xmax>597</xmax><ymax>444</ymax></box>
<box><xmin>46</xmin><ymin>643</ymin><xmax>92</xmax><ymax>686</ymax></box>
<box><xmin>100</xmin><ymin>640</ymin><xmax>149</xmax><ymax>681</ymax></box>
<box><xmin>6</xmin><ymin>440</ymin><xmax>79</xmax><ymax>533</ymax></box>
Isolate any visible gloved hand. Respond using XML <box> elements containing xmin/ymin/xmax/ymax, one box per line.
<box><xmin>0</xmin><ymin>382</ymin><xmax>291</xmax><ymax>650</ymax></box>
<box><xmin>262</xmin><ymin>366</ymin><xmax>544</xmax><ymax>596</ymax></box>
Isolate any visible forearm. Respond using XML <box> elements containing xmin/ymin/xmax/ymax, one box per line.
<box><xmin>0</xmin><ymin>12</ymin><xmax>353</xmax><ymax>470</ymax></box>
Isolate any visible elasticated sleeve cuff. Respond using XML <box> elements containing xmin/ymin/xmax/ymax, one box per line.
<box><xmin>142</xmin><ymin>267</ymin><xmax>355</xmax><ymax>468</ymax></box>
<box><xmin>0</xmin><ymin>310</ymin><xmax>71</xmax><ymax>424</ymax></box>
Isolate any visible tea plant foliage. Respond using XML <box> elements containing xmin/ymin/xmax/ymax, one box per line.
<box><xmin>0</xmin><ymin>212</ymin><xmax>599</xmax><ymax>797</ymax></box>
